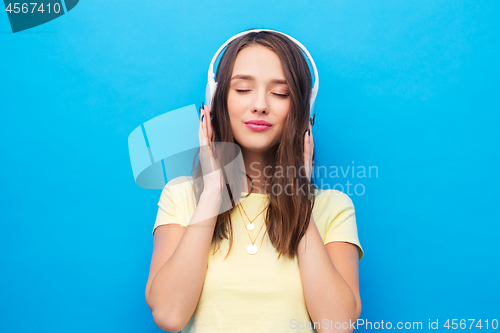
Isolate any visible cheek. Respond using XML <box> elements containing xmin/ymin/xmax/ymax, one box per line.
<box><xmin>274</xmin><ymin>107</ymin><xmax>291</xmax><ymax>137</ymax></box>
<box><xmin>227</xmin><ymin>91</ymin><xmax>250</xmax><ymax>122</ymax></box>
<box><xmin>275</xmin><ymin>97</ymin><xmax>291</xmax><ymax>116</ymax></box>
<box><xmin>227</xmin><ymin>91</ymin><xmax>235</xmax><ymax>110</ymax></box>
<box><xmin>277</xmin><ymin>106</ymin><xmax>291</xmax><ymax>127</ymax></box>
<box><xmin>227</xmin><ymin>91</ymin><xmax>241</xmax><ymax>120</ymax></box>
<box><xmin>226</xmin><ymin>93</ymin><xmax>241</xmax><ymax>137</ymax></box>
<box><xmin>227</xmin><ymin>96</ymin><xmax>238</xmax><ymax>125</ymax></box>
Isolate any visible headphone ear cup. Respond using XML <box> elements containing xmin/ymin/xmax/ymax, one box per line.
<box><xmin>210</xmin><ymin>82</ymin><xmax>217</xmax><ymax>113</ymax></box>
<box><xmin>205</xmin><ymin>80</ymin><xmax>217</xmax><ymax>113</ymax></box>
<box><xmin>205</xmin><ymin>81</ymin><xmax>212</xmax><ymax>111</ymax></box>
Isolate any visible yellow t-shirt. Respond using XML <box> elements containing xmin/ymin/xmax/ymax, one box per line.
<box><xmin>152</xmin><ymin>176</ymin><xmax>364</xmax><ymax>333</ymax></box>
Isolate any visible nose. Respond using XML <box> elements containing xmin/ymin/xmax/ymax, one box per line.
<box><xmin>251</xmin><ymin>89</ymin><xmax>268</xmax><ymax>115</ymax></box>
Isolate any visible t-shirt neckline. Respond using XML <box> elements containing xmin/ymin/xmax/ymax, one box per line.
<box><xmin>240</xmin><ymin>191</ymin><xmax>269</xmax><ymax>198</ymax></box>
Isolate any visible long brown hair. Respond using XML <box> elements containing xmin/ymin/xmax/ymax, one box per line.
<box><xmin>191</xmin><ymin>29</ymin><xmax>316</xmax><ymax>260</ymax></box>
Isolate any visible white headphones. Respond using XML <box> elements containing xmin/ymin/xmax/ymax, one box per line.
<box><xmin>205</xmin><ymin>29</ymin><xmax>319</xmax><ymax>120</ymax></box>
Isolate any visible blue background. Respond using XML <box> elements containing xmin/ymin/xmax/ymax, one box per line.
<box><xmin>1</xmin><ymin>1</ymin><xmax>499</xmax><ymax>332</ymax></box>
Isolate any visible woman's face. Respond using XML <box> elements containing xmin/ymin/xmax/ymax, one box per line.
<box><xmin>227</xmin><ymin>44</ymin><xmax>291</xmax><ymax>155</ymax></box>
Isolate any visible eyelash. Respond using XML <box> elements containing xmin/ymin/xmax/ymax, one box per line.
<box><xmin>236</xmin><ymin>90</ymin><xmax>289</xmax><ymax>98</ymax></box>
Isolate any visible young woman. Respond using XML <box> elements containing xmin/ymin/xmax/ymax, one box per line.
<box><xmin>145</xmin><ymin>29</ymin><xmax>364</xmax><ymax>333</ymax></box>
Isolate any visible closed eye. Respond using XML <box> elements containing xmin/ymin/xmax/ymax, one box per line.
<box><xmin>236</xmin><ymin>90</ymin><xmax>289</xmax><ymax>98</ymax></box>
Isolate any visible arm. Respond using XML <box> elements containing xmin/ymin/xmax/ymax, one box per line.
<box><xmin>145</xmin><ymin>188</ymin><xmax>222</xmax><ymax>332</ymax></box>
<box><xmin>300</xmin><ymin>120</ymin><xmax>361</xmax><ymax>332</ymax></box>
<box><xmin>297</xmin><ymin>215</ymin><xmax>360</xmax><ymax>333</ymax></box>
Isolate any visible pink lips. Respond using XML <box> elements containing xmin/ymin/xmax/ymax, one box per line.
<box><xmin>244</xmin><ymin>119</ymin><xmax>273</xmax><ymax>132</ymax></box>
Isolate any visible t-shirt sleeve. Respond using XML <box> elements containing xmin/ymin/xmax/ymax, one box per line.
<box><xmin>323</xmin><ymin>191</ymin><xmax>364</xmax><ymax>261</ymax></box>
<box><xmin>152</xmin><ymin>180</ymin><xmax>189</xmax><ymax>236</ymax></box>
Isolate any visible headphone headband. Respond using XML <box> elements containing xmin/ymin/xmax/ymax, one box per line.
<box><xmin>205</xmin><ymin>28</ymin><xmax>319</xmax><ymax>117</ymax></box>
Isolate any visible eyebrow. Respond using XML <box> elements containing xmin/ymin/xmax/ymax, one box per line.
<box><xmin>231</xmin><ymin>74</ymin><xmax>287</xmax><ymax>85</ymax></box>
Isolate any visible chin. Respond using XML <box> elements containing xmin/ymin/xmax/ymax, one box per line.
<box><xmin>239</xmin><ymin>141</ymin><xmax>273</xmax><ymax>154</ymax></box>
<box><xmin>246</xmin><ymin>142</ymin><xmax>280</xmax><ymax>155</ymax></box>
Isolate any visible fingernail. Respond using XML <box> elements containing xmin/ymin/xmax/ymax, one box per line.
<box><xmin>202</xmin><ymin>114</ymin><xmax>204</xmax><ymax>122</ymax></box>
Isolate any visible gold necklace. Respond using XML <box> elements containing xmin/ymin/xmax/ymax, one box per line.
<box><xmin>239</xmin><ymin>201</ymin><xmax>267</xmax><ymax>231</ymax></box>
<box><xmin>237</xmin><ymin>203</ymin><xmax>267</xmax><ymax>255</ymax></box>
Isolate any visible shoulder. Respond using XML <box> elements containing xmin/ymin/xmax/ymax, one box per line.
<box><xmin>164</xmin><ymin>175</ymin><xmax>195</xmax><ymax>191</ymax></box>
<box><xmin>154</xmin><ymin>176</ymin><xmax>196</xmax><ymax>232</ymax></box>
<box><xmin>313</xmin><ymin>188</ymin><xmax>355</xmax><ymax>212</ymax></box>
<box><xmin>160</xmin><ymin>176</ymin><xmax>196</xmax><ymax>206</ymax></box>
<box><xmin>313</xmin><ymin>188</ymin><xmax>363</xmax><ymax>260</ymax></box>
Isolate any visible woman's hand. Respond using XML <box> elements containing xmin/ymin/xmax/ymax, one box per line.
<box><xmin>199</xmin><ymin>103</ymin><xmax>224</xmax><ymax>193</ymax></box>
<box><xmin>303</xmin><ymin>120</ymin><xmax>314</xmax><ymax>181</ymax></box>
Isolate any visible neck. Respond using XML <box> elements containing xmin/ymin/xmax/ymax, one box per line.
<box><xmin>241</xmin><ymin>147</ymin><xmax>271</xmax><ymax>194</ymax></box>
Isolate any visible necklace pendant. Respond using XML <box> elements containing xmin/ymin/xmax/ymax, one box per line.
<box><xmin>247</xmin><ymin>244</ymin><xmax>258</xmax><ymax>255</ymax></box>
<box><xmin>246</xmin><ymin>222</ymin><xmax>255</xmax><ymax>231</ymax></box>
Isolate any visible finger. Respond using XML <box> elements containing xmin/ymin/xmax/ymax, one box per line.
<box><xmin>209</xmin><ymin>108</ymin><xmax>215</xmax><ymax>142</ymax></box>
<box><xmin>201</xmin><ymin>107</ymin><xmax>210</xmax><ymax>149</ymax></box>
<box><xmin>206</xmin><ymin>105</ymin><xmax>218</xmax><ymax>166</ymax></box>
<box><xmin>309</xmin><ymin>124</ymin><xmax>314</xmax><ymax>179</ymax></box>
<box><xmin>304</xmin><ymin>128</ymin><xmax>310</xmax><ymax>157</ymax></box>
<box><xmin>203</xmin><ymin>105</ymin><xmax>212</xmax><ymax>152</ymax></box>
<box><xmin>309</xmin><ymin>123</ymin><xmax>314</xmax><ymax>152</ymax></box>
<box><xmin>202</xmin><ymin>107</ymin><xmax>216</xmax><ymax>169</ymax></box>
<box><xmin>205</xmin><ymin>104</ymin><xmax>214</xmax><ymax>142</ymax></box>
<box><xmin>199</xmin><ymin>108</ymin><xmax>208</xmax><ymax>173</ymax></box>
<box><xmin>304</xmin><ymin>129</ymin><xmax>310</xmax><ymax>178</ymax></box>
<box><xmin>200</xmin><ymin>109</ymin><xmax>213</xmax><ymax>173</ymax></box>
<box><xmin>199</xmin><ymin>107</ymin><xmax>206</xmax><ymax>147</ymax></box>
<box><xmin>202</xmin><ymin>105</ymin><xmax>208</xmax><ymax>143</ymax></box>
